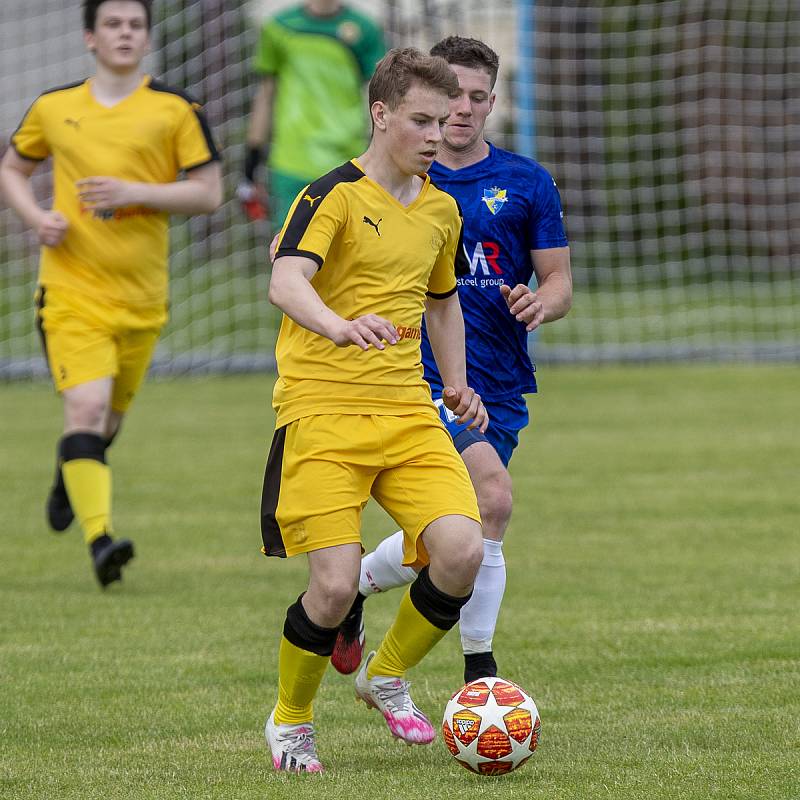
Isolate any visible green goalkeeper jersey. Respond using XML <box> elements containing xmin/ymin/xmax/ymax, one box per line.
<box><xmin>254</xmin><ymin>4</ymin><xmax>385</xmax><ymax>182</ymax></box>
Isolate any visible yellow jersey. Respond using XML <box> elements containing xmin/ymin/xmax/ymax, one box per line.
<box><xmin>273</xmin><ymin>159</ymin><xmax>468</xmax><ymax>426</ymax></box>
<box><xmin>11</xmin><ymin>75</ymin><xmax>219</xmax><ymax>308</ymax></box>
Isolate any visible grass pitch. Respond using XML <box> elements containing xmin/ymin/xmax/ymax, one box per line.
<box><xmin>1</xmin><ymin>366</ymin><xmax>798</xmax><ymax>799</ymax></box>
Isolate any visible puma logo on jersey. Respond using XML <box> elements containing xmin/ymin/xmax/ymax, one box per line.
<box><xmin>64</xmin><ymin>118</ymin><xmax>83</xmax><ymax>130</ymax></box>
<box><xmin>363</xmin><ymin>215</ymin><xmax>382</xmax><ymax>236</ymax></box>
<box><xmin>303</xmin><ymin>193</ymin><xmax>321</xmax><ymax>207</ymax></box>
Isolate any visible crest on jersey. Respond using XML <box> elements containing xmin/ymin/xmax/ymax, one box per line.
<box><xmin>337</xmin><ymin>21</ymin><xmax>361</xmax><ymax>44</ymax></box>
<box><xmin>482</xmin><ymin>187</ymin><xmax>508</xmax><ymax>215</ymax></box>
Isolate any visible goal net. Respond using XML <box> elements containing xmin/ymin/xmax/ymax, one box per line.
<box><xmin>1</xmin><ymin>0</ymin><xmax>797</xmax><ymax>381</ymax></box>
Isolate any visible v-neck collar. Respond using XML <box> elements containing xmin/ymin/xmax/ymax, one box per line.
<box><xmin>85</xmin><ymin>74</ymin><xmax>149</xmax><ymax>111</ymax></box>
<box><xmin>431</xmin><ymin>142</ymin><xmax>496</xmax><ymax>181</ymax></box>
<box><xmin>351</xmin><ymin>158</ymin><xmax>431</xmax><ymax>213</ymax></box>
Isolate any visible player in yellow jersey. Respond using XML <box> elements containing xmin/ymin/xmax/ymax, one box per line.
<box><xmin>0</xmin><ymin>1</ymin><xmax>222</xmax><ymax>587</ymax></box>
<box><xmin>260</xmin><ymin>48</ymin><xmax>487</xmax><ymax>774</ymax></box>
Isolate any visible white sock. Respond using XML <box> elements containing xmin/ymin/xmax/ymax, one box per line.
<box><xmin>459</xmin><ymin>539</ymin><xmax>506</xmax><ymax>654</ymax></box>
<box><xmin>359</xmin><ymin>530</ymin><xmax>418</xmax><ymax>595</ymax></box>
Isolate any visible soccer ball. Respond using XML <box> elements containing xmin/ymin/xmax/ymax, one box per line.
<box><xmin>442</xmin><ymin>677</ymin><xmax>541</xmax><ymax>776</ymax></box>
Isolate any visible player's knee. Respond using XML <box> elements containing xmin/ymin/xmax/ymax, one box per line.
<box><xmin>314</xmin><ymin>575</ymin><xmax>359</xmax><ymax>621</ymax></box>
<box><xmin>477</xmin><ymin>473</ymin><xmax>513</xmax><ymax>534</ymax></box>
<box><xmin>437</xmin><ymin>523</ymin><xmax>483</xmax><ymax>584</ymax></box>
<box><xmin>65</xmin><ymin>395</ymin><xmax>110</xmax><ymax>431</ymax></box>
<box><xmin>461</xmin><ymin>529</ymin><xmax>485</xmax><ymax>580</ymax></box>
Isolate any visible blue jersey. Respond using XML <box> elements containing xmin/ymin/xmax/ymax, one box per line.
<box><xmin>422</xmin><ymin>143</ymin><xmax>568</xmax><ymax>401</ymax></box>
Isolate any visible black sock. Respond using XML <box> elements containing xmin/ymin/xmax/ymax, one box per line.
<box><xmin>283</xmin><ymin>594</ymin><xmax>339</xmax><ymax>657</ymax></box>
<box><xmin>409</xmin><ymin>566</ymin><xmax>472</xmax><ymax>632</ymax></box>
<box><xmin>90</xmin><ymin>533</ymin><xmax>113</xmax><ymax>557</ymax></box>
<box><xmin>464</xmin><ymin>651</ymin><xmax>498</xmax><ymax>683</ymax></box>
<box><xmin>52</xmin><ymin>438</ymin><xmax>68</xmax><ymax>496</ymax></box>
<box><xmin>339</xmin><ymin>591</ymin><xmax>366</xmax><ymax>634</ymax></box>
<box><xmin>346</xmin><ymin>591</ymin><xmax>365</xmax><ymax>618</ymax></box>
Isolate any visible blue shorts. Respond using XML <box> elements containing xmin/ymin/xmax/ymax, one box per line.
<box><xmin>434</xmin><ymin>393</ymin><xmax>529</xmax><ymax>468</ymax></box>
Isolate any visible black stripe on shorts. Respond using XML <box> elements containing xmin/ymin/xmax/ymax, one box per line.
<box><xmin>34</xmin><ymin>286</ymin><xmax>48</xmax><ymax>362</ymax></box>
<box><xmin>260</xmin><ymin>425</ymin><xmax>288</xmax><ymax>558</ymax></box>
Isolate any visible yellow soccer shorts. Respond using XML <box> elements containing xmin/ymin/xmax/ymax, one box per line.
<box><xmin>34</xmin><ymin>284</ymin><xmax>166</xmax><ymax>413</ymax></box>
<box><xmin>260</xmin><ymin>411</ymin><xmax>481</xmax><ymax>563</ymax></box>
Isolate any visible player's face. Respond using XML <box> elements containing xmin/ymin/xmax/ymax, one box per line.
<box><xmin>443</xmin><ymin>64</ymin><xmax>496</xmax><ymax>151</ymax></box>
<box><xmin>85</xmin><ymin>1</ymin><xmax>150</xmax><ymax>73</ymax></box>
<box><xmin>382</xmin><ymin>84</ymin><xmax>451</xmax><ymax>175</ymax></box>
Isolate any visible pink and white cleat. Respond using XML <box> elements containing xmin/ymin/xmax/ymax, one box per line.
<box><xmin>354</xmin><ymin>651</ymin><xmax>435</xmax><ymax>745</ymax></box>
<box><xmin>265</xmin><ymin>709</ymin><xmax>324</xmax><ymax>773</ymax></box>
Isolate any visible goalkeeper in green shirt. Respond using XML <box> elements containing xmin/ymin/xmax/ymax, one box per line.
<box><xmin>239</xmin><ymin>0</ymin><xmax>385</xmax><ymax>229</ymax></box>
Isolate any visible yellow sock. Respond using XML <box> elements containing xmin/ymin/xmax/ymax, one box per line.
<box><xmin>62</xmin><ymin>459</ymin><xmax>112</xmax><ymax>545</ymax></box>
<box><xmin>368</xmin><ymin>588</ymin><xmax>448</xmax><ymax>679</ymax></box>
<box><xmin>274</xmin><ymin>637</ymin><xmax>329</xmax><ymax>725</ymax></box>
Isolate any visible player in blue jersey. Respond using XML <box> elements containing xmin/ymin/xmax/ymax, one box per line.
<box><xmin>330</xmin><ymin>36</ymin><xmax>573</xmax><ymax>684</ymax></box>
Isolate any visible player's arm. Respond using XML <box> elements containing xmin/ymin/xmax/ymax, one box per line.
<box><xmin>0</xmin><ymin>148</ymin><xmax>68</xmax><ymax>246</ymax></box>
<box><xmin>424</xmin><ymin>292</ymin><xmax>488</xmax><ymax>432</ymax></box>
<box><xmin>238</xmin><ymin>76</ymin><xmax>275</xmax><ymax>219</ymax></box>
<box><xmin>500</xmin><ymin>246</ymin><xmax>573</xmax><ymax>332</ymax></box>
<box><xmin>76</xmin><ymin>161</ymin><xmax>222</xmax><ymax>216</ymax></box>
<box><xmin>246</xmin><ymin>76</ymin><xmax>276</xmax><ymax>162</ymax></box>
<box><xmin>268</xmin><ymin>255</ymin><xmax>398</xmax><ymax>351</ymax></box>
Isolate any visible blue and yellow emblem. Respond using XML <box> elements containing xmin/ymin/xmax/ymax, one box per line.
<box><xmin>482</xmin><ymin>186</ymin><xmax>509</xmax><ymax>215</ymax></box>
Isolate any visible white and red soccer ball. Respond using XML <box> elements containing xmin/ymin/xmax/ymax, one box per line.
<box><xmin>442</xmin><ymin>677</ymin><xmax>541</xmax><ymax>776</ymax></box>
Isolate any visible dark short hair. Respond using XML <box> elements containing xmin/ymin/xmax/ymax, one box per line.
<box><xmin>368</xmin><ymin>47</ymin><xmax>459</xmax><ymax>110</ymax></box>
<box><xmin>430</xmin><ymin>36</ymin><xmax>500</xmax><ymax>88</ymax></box>
<box><xmin>83</xmin><ymin>0</ymin><xmax>152</xmax><ymax>31</ymax></box>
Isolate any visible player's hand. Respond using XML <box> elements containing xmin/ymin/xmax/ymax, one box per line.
<box><xmin>500</xmin><ymin>283</ymin><xmax>545</xmax><ymax>332</ymax></box>
<box><xmin>331</xmin><ymin>315</ymin><xmax>398</xmax><ymax>351</ymax></box>
<box><xmin>237</xmin><ymin>180</ymin><xmax>269</xmax><ymax>221</ymax></box>
<box><xmin>37</xmin><ymin>210</ymin><xmax>68</xmax><ymax>247</ymax></box>
<box><xmin>442</xmin><ymin>386</ymin><xmax>489</xmax><ymax>433</ymax></box>
<box><xmin>76</xmin><ymin>177</ymin><xmax>135</xmax><ymax>209</ymax></box>
<box><xmin>269</xmin><ymin>233</ymin><xmax>280</xmax><ymax>263</ymax></box>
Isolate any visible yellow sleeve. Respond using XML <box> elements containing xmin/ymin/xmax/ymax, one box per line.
<box><xmin>11</xmin><ymin>99</ymin><xmax>49</xmax><ymax>161</ymax></box>
<box><xmin>427</xmin><ymin>203</ymin><xmax>468</xmax><ymax>297</ymax></box>
<box><xmin>176</xmin><ymin>101</ymin><xmax>219</xmax><ymax>171</ymax></box>
<box><xmin>275</xmin><ymin>187</ymin><xmax>346</xmax><ymax>268</ymax></box>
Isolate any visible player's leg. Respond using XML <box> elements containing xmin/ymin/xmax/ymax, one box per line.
<box><xmin>355</xmin><ymin>514</ymin><xmax>483</xmax><ymax>744</ymax></box>
<box><xmin>455</xmin><ymin>409</ymin><xmax>524</xmax><ymax>681</ymax></box>
<box><xmin>46</xmin><ymin>435</ymin><xmax>75</xmax><ymax>532</ymax></box>
<box><xmin>457</xmin><ymin>441</ymin><xmax>512</xmax><ymax>682</ymax></box>
<box><xmin>351</xmin><ymin>441</ymin><xmax>510</xmax><ymax>682</ymax></box>
<box><xmin>35</xmin><ymin>287</ymin><xmax>126</xmax><ymax>576</ymax></box>
<box><xmin>331</xmin><ymin>398</ymin><xmax>489</xmax><ymax>673</ymax></box>
<box><xmin>261</xmin><ymin>414</ymin><xmax>375</xmax><ymax>772</ymax></box>
<box><xmin>279</xmin><ymin>544</ymin><xmax>363</xmax><ymax>724</ymax></box>
<box><xmin>339</xmin><ymin>443</ymin><xmax>510</xmax><ymax>680</ymax></box>
<box><xmin>61</xmin><ymin>376</ymin><xmax>114</xmax><ymax>538</ymax></box>
<box><xmin>74</xmin><ymin>318</ymin><xmax>161</xmax><ymax>586</ymax></box>
<box><xmin>267</xmin><ymin>542</ymin><xmax>362</xmax><ymax>773</ymax></box>
<box><xmin>365</xmin><ymin>515</ymin><xmax>482</xmax><ymax>674</ymax></box>
<box><xmin>355</xmin><ymin>414</ymin><xmax>482</xmax><ymax>744</ymax></box>
<box><xmin>45</xmin><ymin>402</ymin><xmax>123</xmax><ymax>533</ymax></box>
<box><xmin>34</xmin><ymin>286</ymin><xmax>76</xmax><ymax>532</ymax></box>
<box><xmin>330</xmin><ymin>529</ymin><xmax>416</xmax><ymax>675</ymax></box>
<box><xmin>338</xmin><ymin>401</ymin><xmax>523</xmax><ymax>682</ymax></box>
<box><xmin>60</xmin><ymin>377</ymin><xmax>135</xmax><ymax>587</ymax></box>
<box><xmin>59</xmin><ymin>299</ymin><xmax>160</xmax><ymax>585</ymax></box>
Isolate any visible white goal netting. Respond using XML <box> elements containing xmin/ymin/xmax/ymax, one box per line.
<box><xmin>1</xmin><ymin>0</ymin><xmax>798</xmax><ymax>381</ymax></box>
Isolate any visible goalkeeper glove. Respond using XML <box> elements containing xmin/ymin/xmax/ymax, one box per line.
<box><xmin>239</xmin><ymin>145</ymin><xmax>269</xmax><ymax>221</ymax></box>
<box><xmin>237</xmin><ymin>180</ymin><xmax>268</xmax><ymax>221</ymax></box>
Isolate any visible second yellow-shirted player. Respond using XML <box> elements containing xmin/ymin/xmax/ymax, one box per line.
<box><xmin>0</xmin><ymin>0</ymin><xmax>222</xmax><ymax>587</ymax></box>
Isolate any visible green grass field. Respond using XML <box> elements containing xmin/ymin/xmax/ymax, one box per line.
<box><xmin>1</xmin><ymin>366</ymin><xmax>798</xmax><ymax>800</ymax></box>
